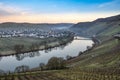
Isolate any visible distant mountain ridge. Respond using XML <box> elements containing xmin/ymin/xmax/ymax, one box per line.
<box><xmin>70</xmin><ymin>14</ymin><xmax>120</xmax><ymax>37</ymax></box>
<box><xmin>94</xmin><ymin>15</ymin><xmax>120</xmax><ymax>22</ymax></box>
<box><xmin>0</xmin><ymin>22</ymin><xmax>74</xmax><ymax>30</ymax></box>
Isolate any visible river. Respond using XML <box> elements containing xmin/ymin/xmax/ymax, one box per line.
<box><xmin>0</xmin><ymin>37</ymin><xmax>93</xmax><ymax>72</ymax></box>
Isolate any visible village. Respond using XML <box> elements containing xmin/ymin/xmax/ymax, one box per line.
<box><xmin>0</xmin><ymin>29</ymin><xmax>73</xmax><ymax>38</ymax></box>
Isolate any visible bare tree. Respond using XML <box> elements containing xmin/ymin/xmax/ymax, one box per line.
<box><xmin>14</xmin><ymin>44</ymin><xmax>24</xmax><ymax>53</ymax></box>
<box><xmin>39</xmin><ymin>63</ymin><xmax>45</xmax><ymax>71</ymax></box>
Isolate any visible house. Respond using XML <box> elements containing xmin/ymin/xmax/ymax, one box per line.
<box><xmin>114</xmin><ymin>33</ymin><xmax>120</xmax><ymax>40</ymax></box>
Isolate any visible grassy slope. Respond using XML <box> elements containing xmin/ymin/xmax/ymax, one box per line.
<box><xmin>68</xmin><ymin>38</ymin><xmax>120</xmax><ymax>68</ymax></box>
<box><xmin>99</xmin><ymin>22</ymin><xmax>120</xmax><ymax>36</ymax></box>
<box><xmin>68</xmin><ymin>15</ymin><xmax>120</xmax><ymax>68</ymax></box>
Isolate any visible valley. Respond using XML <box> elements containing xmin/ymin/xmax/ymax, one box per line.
<box><xmin>0</xmin><ymin>14</ymin><xmax>120</xmax><ymax>80</ymax></box>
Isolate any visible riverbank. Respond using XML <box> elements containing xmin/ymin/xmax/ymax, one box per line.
<box><xmin>0</xmin><ymin>36</ymin><xmax>74</xmax><ymax>56</ymax></box>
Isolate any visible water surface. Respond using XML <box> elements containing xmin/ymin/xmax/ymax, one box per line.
<box><xmin>0</xmin><ymin>38</ymin><xmax>93</xmax><ymax>72</ymax></box>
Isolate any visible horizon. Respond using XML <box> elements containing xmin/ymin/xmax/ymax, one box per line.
<box><xmin>0</xmin><ymin>14</ymin><xmax>119</xmax><ymax>24</ymax></box>
<box><xmin>0</xmin><ymin>0</ymin><xmax>120</xmax><ymax>23</ymax></box>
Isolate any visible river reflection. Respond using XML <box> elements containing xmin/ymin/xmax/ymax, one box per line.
<box><xmin>0</xmin><ymin>57</ymin><xmax>2</xmax><ymax>61</ymax></box>
<box><xmin>15</xmin><ymin>42</ymin><xmax>70</xmax><ymax>61</ymax></box>
<box><xmin>14</xmin><ymin>65</ymin><xmax>29</xmax><ymax>73</ymax></box>
<box><xmin>15</xmin><ymin>51</ymin><xmax>40</xmax><ymax>61</ymax></box>
<box><xmin>0</xmin><ymin>39</ymin><xmax>93</xmax><ymax>72</ymax></box>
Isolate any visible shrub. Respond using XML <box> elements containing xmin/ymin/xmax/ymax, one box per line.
<box><xmin>47</xmin><ymin>57</ymin><xmax>66</xmax><ymax>70</ymax></box>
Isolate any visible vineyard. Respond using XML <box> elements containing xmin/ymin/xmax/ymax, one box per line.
<box><xmin>0</xmin><ymin>71</ymin><xmax>68</xmax><ymax>80</ymax></box>
<box><xmin>0</xmin><ymin>67</ymin><xmax>120</xmax><ymax>80</ymax></box>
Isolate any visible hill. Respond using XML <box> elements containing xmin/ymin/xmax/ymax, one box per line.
<box><xmin>70</xmin><ymin>14</ymin><xmax>120</xmax><ymax>38</ymax></box>
<box><xmin>0</xmin><ymin>22</ymin><xmax>73</xmax><ymax>31</ymax></box>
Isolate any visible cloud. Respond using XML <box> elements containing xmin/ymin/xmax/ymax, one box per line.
<box><xmin>98</xmin><ymin>0</ymin><xmax>120</xmax><ymax>11</ymax></box>
<box><xmin>0</xmin><ymin>2</ymin><xmax>28</xmax><ymax>16</ymax></box>
<box><xmin>0</xmin><ymin>1</ymin><xmax>119</xmax><ymax>23</ymax></box>
<box><xmin>0</xmin><ymin>9</ymin><xmax>13</xmax><ymax>16</ymax></box>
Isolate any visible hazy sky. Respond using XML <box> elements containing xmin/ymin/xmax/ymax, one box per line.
<box><xmin>0</xmin><ymin>0</ymin><xmax>120</xmax><ymax>23</ymax></box>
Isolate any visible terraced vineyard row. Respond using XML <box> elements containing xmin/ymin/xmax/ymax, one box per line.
<box><xmin>0</xmin><ymin>68</ymin><xmax>120</xmax><ymax>80</ymax></box>
<box><xmin>57</xmin><ymin>69</ymin><xmax>120</xmax><ymax>80</ymax></box>
<box><xmin>0</xmin><ymin>71</ymin><xmax>69</xmax><ymax>80</ymax></box>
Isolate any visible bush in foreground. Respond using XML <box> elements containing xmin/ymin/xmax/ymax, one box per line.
<box><xmin>47</xmin><ymin>57</ymin><xmax>66</xmax><ymax>70</ymax></box>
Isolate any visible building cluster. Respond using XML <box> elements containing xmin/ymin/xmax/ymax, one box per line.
<box><xmin>114</xmin><ymin>33</ymin><xmax>120</xmax><ymax>40</ymax></box>
<box><xmin>0</xmin><ymin>29</ymin><xmax>73</xmax><ymax>38</ymax></box>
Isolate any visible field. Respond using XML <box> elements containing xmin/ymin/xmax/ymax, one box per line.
<box><xmin>0</xmin><ymin>36</ymin><xmax>73</xmax><ymax>56</ymax></box>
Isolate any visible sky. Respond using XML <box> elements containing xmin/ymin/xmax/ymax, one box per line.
<box><xmin>0</xmin><ymin>0</ymin><xmax>120</xmax><ymax>23</ymax></box>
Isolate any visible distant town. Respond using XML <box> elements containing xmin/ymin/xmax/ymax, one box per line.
<box><xmin>0</xmin><ymin>29</ymin><xmax>74</xmax><ymax>38</ymax></box>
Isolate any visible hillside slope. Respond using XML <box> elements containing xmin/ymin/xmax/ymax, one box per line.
<box><xmin>62</xmin><ymin>14</ymin><xmax>120</xmax><ymax>79</ymax></box>
<box><xmin>70</xmin><ymin>14</ymin><xmax>120</xmax><ymax>37</ymax></box>
<box><xmin>69</xmin><ymin>14</ymin><xmax>120</xmax><ymax>70</ymax></box>
<box><xmin>68</xmin><ymin>38</ymin><xmax>120</xmax><ymax>68</ymax></box>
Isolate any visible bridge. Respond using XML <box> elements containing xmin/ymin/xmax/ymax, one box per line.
<box><xmin>74</xmin><ymin>36</ymin><xmax>91</xmax><ymax>40</ymax></box>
